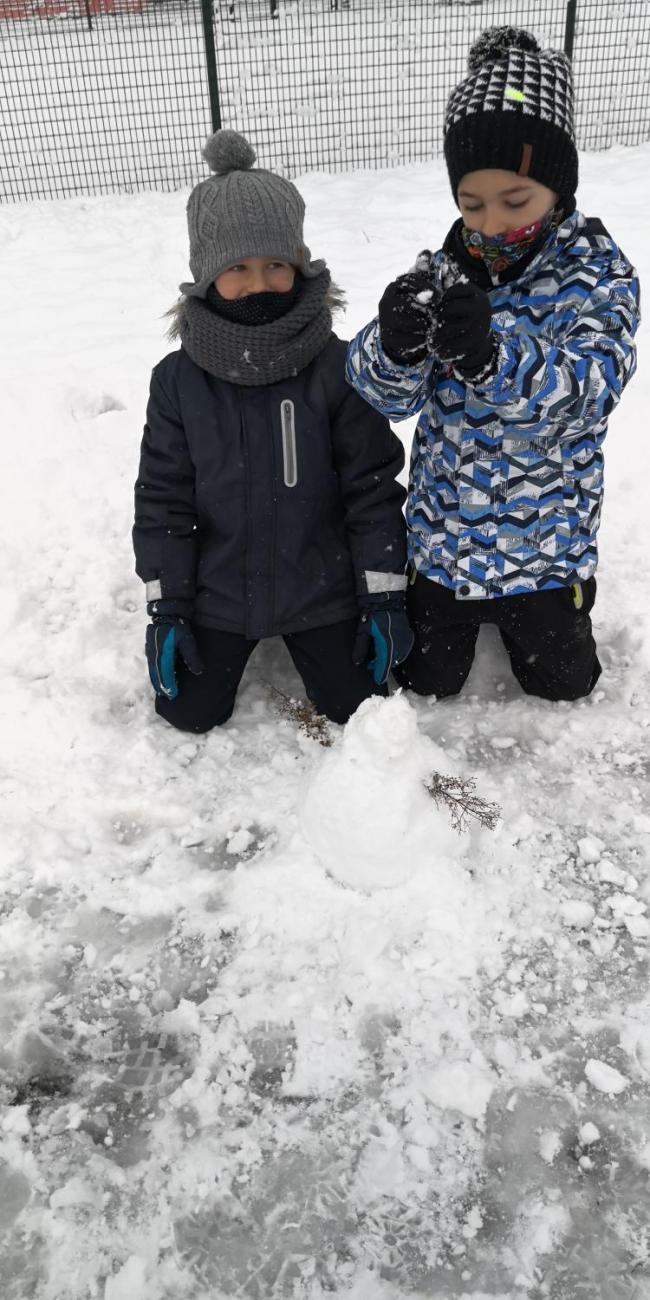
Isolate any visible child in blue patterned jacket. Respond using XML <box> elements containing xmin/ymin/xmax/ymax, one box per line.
<box><xmin>346</xmin><ymin>26</ymin><xmax>640</xmax><ymax>702</ymax></box>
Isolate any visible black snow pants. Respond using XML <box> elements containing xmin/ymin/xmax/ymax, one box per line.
<box><xmin>155</xmin><ymin>618</ymin><xmax>385</xmax><ymax>732</ymax></box>
<box><xmin>393</xmin><ymin>572</ymin><xmax>601</xmax><ymax>702</ymax></box>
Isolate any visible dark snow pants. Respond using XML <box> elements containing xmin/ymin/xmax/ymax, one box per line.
<box><xmin>393</xmin><ymin>572</ymin><xmax>601</xmax><ymax>702</ymax></box>
<box><xmin>155</xmin><ymin>618</ymin><xmax>385</xmax><ymax>732</ymax></box>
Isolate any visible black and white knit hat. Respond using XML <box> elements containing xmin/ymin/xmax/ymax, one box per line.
<box><xmin>444</xmin><ymin>27</ymin><xmax>578</xmax><ymax>207</ymax></box>
<box><xmin>180</xmin><ymin>129</ymin><xmax>324</xmax><ymax>299</ymax></box>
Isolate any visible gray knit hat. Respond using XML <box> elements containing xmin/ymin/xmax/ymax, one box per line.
<box><xmin>180</xmin><ymin>130</ymin><xmax>324</xmax><ymax>299</ymax></box>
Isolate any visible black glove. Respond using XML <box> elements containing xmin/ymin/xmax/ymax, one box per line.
<box><xmin>352</xmin><ymin>593</ymin><xmax>415</xmax><ymax>686</ymax></box>
<box><xmin>145</xmin><ymin>598</ymin><xmax>204</xmax><ymax>700</ymax></box>
<box><xmin>378</xmin><ymin>266</ymin><xmax>440</xmax><ymax>365</ymax></box>
<box><xmin>432</xmin><ymin>282</ymin><xmax>495</xmax><ymax>377</ymax></box>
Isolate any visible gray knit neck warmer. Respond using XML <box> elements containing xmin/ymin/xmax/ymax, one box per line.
<box><xmin>178</xmin><ymin>269</ymin><xmax>333</xmax><ymax>385</ymax></box>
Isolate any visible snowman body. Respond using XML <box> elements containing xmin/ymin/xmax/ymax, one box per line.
<box><xmin>300</xmin><ymin>694</ymin><xmax>460</xmax><ymax>890</ymax></box>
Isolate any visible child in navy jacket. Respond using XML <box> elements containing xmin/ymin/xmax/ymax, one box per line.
<box><xmin>134</xmin><ymin>131</ymin><xmax>412</xmax><ymax>730</ymax></box>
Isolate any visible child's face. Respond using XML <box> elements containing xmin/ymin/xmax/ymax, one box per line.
<box><xmin>215</xmin><ymin>256</ymin><xmax>296</xmax><ymax>300</ymax></box>
<box><xmin>457</xmin><ymin>170</ymin><xmax>558</xmax><ymax>236</ymax></box>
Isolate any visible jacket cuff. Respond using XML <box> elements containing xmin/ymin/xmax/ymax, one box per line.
<box><xmin>358</xmin><ymin>590</ymin><xmax>407</xmax><ymax>613</ymax></box>
<box><xmin>147</xmin><ymin>597</ymin><xmax>194</xmax><ymax>620</ymax></box>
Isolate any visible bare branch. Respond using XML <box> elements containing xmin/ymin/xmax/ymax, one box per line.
<box><xmin>269</xmin><ymin>686</ymin><xmax>333</xmax><ymax>747</ymax></box>
<box><xmin>424</xmin><ymin>772</ymin><xmax>500</xmax><ymax>834</ymax></box>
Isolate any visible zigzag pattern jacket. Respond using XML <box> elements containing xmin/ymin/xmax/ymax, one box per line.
<box><xmin>346</xmin><ymin>211</ymin><xmax>640</xmax><ymax>599</ymax></box>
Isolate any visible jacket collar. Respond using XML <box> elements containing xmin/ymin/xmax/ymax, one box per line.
<box><xmin>443</xmin><ymin>207</ymin><xmax>584</xmax><ymax>291</ymax></box>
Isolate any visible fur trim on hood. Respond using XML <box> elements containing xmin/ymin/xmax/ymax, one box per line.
<box><xmin>164</xmin><ymin>276</ymin><xmax>346</xmax><ymax>341</ymax></box>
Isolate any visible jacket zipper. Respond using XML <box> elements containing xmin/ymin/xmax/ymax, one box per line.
<box><xmin>280</xmin><ymin>399</ymin><xmax>298</xmax><ymax>488</ymax></box>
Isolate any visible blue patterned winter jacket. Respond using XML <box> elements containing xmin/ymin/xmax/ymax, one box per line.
<box><xmin>346</xmin><ymin>211</ymin><xmax>640</xmax><ymax>599</ymax></box>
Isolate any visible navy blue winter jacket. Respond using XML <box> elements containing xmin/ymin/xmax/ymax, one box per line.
<box><xmin>133</xmin><ymin>337</ymin><xmax>407</xmax><ymax>639</ymax></box>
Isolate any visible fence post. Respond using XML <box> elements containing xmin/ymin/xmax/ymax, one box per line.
<box><xmin>200</xmin><ymin>0</ymin><xmax>222</xmax><ymax>133</ymax></box>
<box><xmin>564</xmin><ymin>0</ymin><xmax>578</xmax><ymax>60</ymax></box>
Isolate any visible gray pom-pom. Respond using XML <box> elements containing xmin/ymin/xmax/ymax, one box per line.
<box><xmin>468</xmin><ymin>26</ymin><xmax>540</xmax><ymax>73</ymax></box>
<box><xmin>202</xmin><ymin>129</ymin><xmax>256</xmax><ymax>175</ymax></box>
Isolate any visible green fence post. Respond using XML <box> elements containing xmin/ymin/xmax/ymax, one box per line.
<box><xmin>564</xmin><ymin>0</ymin><xmax>578</xmax><ymax>60</ymax></box>
<box><xmin>200</xmin><ymin>0</ymin><xmax>222</xmax><ymax>133</ymax></box>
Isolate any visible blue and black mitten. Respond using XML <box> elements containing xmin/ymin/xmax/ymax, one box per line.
<box><xmin>352</xmin><ymin>593</ymin><xmax>415</xmax><ymax>686</ymax></box>
<box><xmin>145</xmin><ymin>599</ymin><xmax>204</xmax><ymax>700</ymax></box>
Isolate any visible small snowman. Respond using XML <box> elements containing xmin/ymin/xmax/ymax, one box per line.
<box><xmin>300</xmin><ymin>692</ymin><xmax>466</xmax><ymax>891</ymax></box>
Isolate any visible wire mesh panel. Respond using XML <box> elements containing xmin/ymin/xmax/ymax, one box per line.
<box><xmin>0</xmin><ymin>0</ymin><xmax>649</xmax><ymax>201</ymax></box>
<box><xmin>220</xmin><ymin>0</ymin><xmax>650</xmax><ymax>171</ymax></box>
<box><xmin>0</xmin><ymin>0</ymin><xmax>213</xmax><ymax>199</ymax></box>
<box><xmin>572</xmin><ymin>0</ymin><xmax>650</xmax><ymax>149</ymax></box>
<box><xmin>213</xmin><ymin>0</ymin><xmax>570</xmax><ymax>176</ymax></box>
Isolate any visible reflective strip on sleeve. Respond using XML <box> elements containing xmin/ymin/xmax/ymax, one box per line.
<box><xmin>365</xmin><ymin>570</ymin><xmax>408</xmax><ymax>593</ymax></box>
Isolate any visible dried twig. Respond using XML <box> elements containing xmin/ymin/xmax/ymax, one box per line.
<box><xmin>424</xmin><ymin>772</ymin><xmax>500</xmax><ymax>834</ymax></box>
<box><xmin>270</xmin><ymin>686</ymin><xmax>333</xmax><ymax>747</ymax></box>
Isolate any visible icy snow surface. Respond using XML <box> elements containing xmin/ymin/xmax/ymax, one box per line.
<box><xmin>1</xmin><ymin>147</ymin><xmax>650</xmax><ymax>1299</ymax></box>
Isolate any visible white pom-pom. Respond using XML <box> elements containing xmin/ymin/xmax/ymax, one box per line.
<box><xmin>202</xmin><ymin>129</ymin><xmax>256</xmax><ymax>175</ymax></box>
<box><xmin>468</xmin><ymin>26</ymin><xmax>540</xmax><ymax>73</ymax></box>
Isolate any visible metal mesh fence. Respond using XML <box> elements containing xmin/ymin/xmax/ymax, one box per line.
<box><xmin>0</xmin><ymin>0</ymin><xmax>213</xmax><ymax>199</ymax></box>
<box><xmin>1</xmin><ymin>0</ymin><xmax>649</xmax><ymax>202</ymax></box>
<box><xmin>572</xmin><ymin>0</ymin><xmax>650</xmax><ymax>149</ymax></box>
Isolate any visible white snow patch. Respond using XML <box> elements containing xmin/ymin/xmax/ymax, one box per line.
<box><xmin>421</xmin><ymin>1056</ymin><xmax>496</xmax><ymax>1122</ymax></box>
<box><xmin>560</xmin><ymin>899</ymin><xmax>595</xmax><ymax>928</ymax></box>
<box><xmin>577</xmin><ymin>836</ymin><xmax>605</xmax><ymax>864</ymax></box>
<box><xmin>104</xmin><ymin>1256</ymin><xmax>148</xmax><ymax>1300</ymax></box>
<box><xmin>50</xmin><ymin>1177</ymin><xmax>102</xmax><ymax>1210</ymax></box>
<box><xmin>539</xmin><ymin>1130</ymin><xmax>562</xmax><ymax>1164</ymax></box>
<box><xmin>584</xmin><ymin>1059</ymin><xmax>629</xmax><ymax>1095</ymax></box>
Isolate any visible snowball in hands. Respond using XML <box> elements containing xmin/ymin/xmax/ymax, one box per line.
<box><xmin>300</xmin><ymin>693</ymin><xmax>462</xmax><ymax>890</ymax></box>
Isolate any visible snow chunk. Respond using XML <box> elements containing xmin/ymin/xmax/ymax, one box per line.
<box><xmin>461</xmin><ymin>1204</ymin><xmax>483</xmax><ymax>1239</ymax></box>
<box><xmin>1</xmin><ymin>1106</ymin><xmax>31</xmax><ymax>1137</ymax></box>
<box><xmin>539</xmin><ymin>1130</ymin><xmax>562</xmax><ymax>1164</ymax></box>
<box><xmin>354</xmin><ymin>1124</ymin><xmax>406</xmax><ymax>1203</ymax></box>
<box><xmin>560</xmin><ymin>899</ymin><xmax>595</xmax><ymax>928</ymax></box>
<box><xmin>422</xmin><ymin>1057</ymin><xmax>496</xmax><ymax>1121</ymax></box>
<box><xmin>104</xmin><ymin>1256</ymin><xmax>147</xmax><ymax>1300</ymax></box>
<box><xmin>159</xmin><ymin>997</ymin><xmax>202</xmax><ymax>1036</ymax></box>
<box><xmin>608</xmin><ymin>892</ymin><xmax>646</xmax><ymax>916</ymax></box>
<box><xmin>585</xmin><ymin>1059</ymin><xmax>628</xmax><ymax>1095</ymax></box>
<box><xmin>50</xmin><ymin>1177</ymin><xmax>101</xmax><ymax>1210</ymax></box>
<box><xmin>598</xmin><ymin>859</ymin><xmax>626</xmax><ymax>886</ymax></box>
<box><xmin>578</xmin><ymin>1122</ymin><xmax>600</xmax><ymax>1145</ymax></box>
<box><xmin>625</xmin><ymin>914</ymin><xmax>650</xmax><ymax>939</ymax></box>
<box><xmin>69</xmin><ymin>388</ymin><xmax>126</xmax><ymax>421</ymax></box>
<box><xmin>577</xmin><ymin>836</ymin><xmax>604</xmax><ymax>864</ymax></box>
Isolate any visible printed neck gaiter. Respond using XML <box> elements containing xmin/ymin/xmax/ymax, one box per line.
<box><xmin>460</xmin><ymin>207</ymin><xmax>559</xmax><ymax>282</ymax></box>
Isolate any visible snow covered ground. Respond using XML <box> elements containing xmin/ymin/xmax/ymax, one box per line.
<box><xmin>1</xmin><ymin>145</ymin><xmax>649</xmax><ymax>1298</ymax></box>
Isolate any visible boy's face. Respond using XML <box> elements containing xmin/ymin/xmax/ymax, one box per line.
<box><xmin>215</xmin><ymin>256</ymin><xmax>296</xmax><ymax>300</ymax></box>
<box><xmin>457</xmin><ymin>169</ymin><xmax>558</xmax><ymax>236</ymax></box>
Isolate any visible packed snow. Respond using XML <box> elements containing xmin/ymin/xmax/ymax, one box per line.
<box><xmin>1</xmin><ymin>144</ymin><xmax>650</xmax><ymax>1298</ymax></box>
